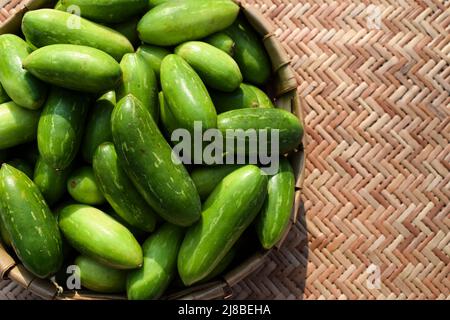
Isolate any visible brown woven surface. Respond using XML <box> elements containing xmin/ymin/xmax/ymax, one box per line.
<box><xmin>1</xmin><ymin>0</ymin><xmax>449</xmax><ymax>300</ymax></box>
<box><xmin>233</xmin><ymin>0</ymin><xmax>450</xmax><ymax>300</ymax></box>
<box><xmin>0</xmin><ymin>0</ymin><xmax>23</xmax><ymax>23</ymax></box>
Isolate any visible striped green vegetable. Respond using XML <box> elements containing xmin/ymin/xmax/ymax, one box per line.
<box><xmin>178</xmin><ymin>165</ymin><xmax>267</xmax><ymax>285</ymax></box>
<box><xmin>190</xmin><ymin>164</ymin><xmax>243</xmax><ymax>200</ymax></box>
<box><xmin>81</xmin><ymin>91</ymin><xmax>115</xmax><ymax>163</ymax></box>
<box><xmin>0</xmin><ymin>101</ymin><xmax>40</xmax><ymax>150</ymax></box>
<box><xmin>217</xmin><ymin>108</ymin><xmax>303</xmax><ymax>155</ymax></box>
<box><xmin>0</xmin><ymin>164</ymin><xmax>63</xmax><ymax>278</ymax></box>
<box><xmin>200</xmin><ymin>245</ymin><xmax>236</xmax><ymax>283</ymax></box>
<box><xmin>33</xmin><ymin>156</ymin><xmax>71</xmax><ymax>206</ymax></box>
<box><xmin>249</xmin><ymin>84</ymin><xmax>275</xmax><ymax>108</ymax></box>
<box><xmin>23</xmin><ymin>44</ymin><xmax>122</xmax><ymax>93</ymax></box>
<box><xmin>22</xmin><ymin>9</ymin><xmax>134</xmax><ymax>61</ymax></box>
<box><xmin>161</xmin><ymin>54</ymin><xmax>217</xmax><ymax>133</ymax></box>
<box><xmin>54</xmin><ymin>1</ymin><xmax>66</xmax><ymax>10</ymax></box>
<box><xmin>59</xmin><ymin>204</ymin><xmax>143</xmax><ymax>269</ymax></box>
<box><xmin>175</xmin><ymin>41</ymin><xmax>242</xmax><ymax>92</ymax></box>
<box><xmin>37</xmin><ymin>86</ymin><xmax>90</xmax><ymax>170</ymax></box>
<box><xmin>75</xmin><ymin>255</ymin><xmax>127</xmax><ymax>293</ymax></box>
<box><xmin>114</xmin><ymin>17</ymin><xmax>140</xmax><ymax>48</ymax></box>
<box><xmin>209</xmin><ymin>83</ymin><xmax>259</xmax><ymax>113</ymax></box>
<box><xmin>61</xmin><ymin>0</ymin><xmax>148</xmax><ymax>23</ymax></box>
<box><xmin>127</xmin><ymin>224</ymin><xmax>184</xmax><ymax>300</ymax></box>
<box><xmin>136</xmin><ymin>45</ymin><xmax>171</xmax><ymax>80</ymax></box>
<box><xmin>158</xmin><ymin>91</ymin><xmax>178</xmax><ymax>137</ymax></box>
<box><xmin>256</xmin><ymin>158</ymin><xmax>295</xmax><ymax>249</ymax></box>
<box><xmin>224</xmin><ymin>18</ymin><xmax>271</xmax><ymax>85</ymax></box>
<box><xmin>138</xmin><ymin>0</ymin><xmax>239</xmax><ymax>46</ymax></box>
<box><xmin>67</xmin><ymin>167</ymin><xmax>105</xmax><ymax>205</ymax></box>
<box><xmin>111</xmin><ymin>95</ymin><xmax>201</xmax><ymax>227</ymax></box>
<box><xmin>148</xmin><ymin>0</ymin><xmax>170</xmax><ymax>6</ymax></box>
<box><xmin>93</xmin><ymin>143</ymin><xmax>157</xmax><ymax>232</ymax></box>
<box><xmin>0</xmin><ymin>34</ymin><xmax>47</xmax><ymax>110</ymax></box>
<box><xmin>204</xmin><ymin>32</ymin><xmax>235</xmax><ymax>56</ymax></box>
<box><xmin>117</xmin><ymin>53</ymin><xmax>158</xmax><ymax>119</ymax></box>
<box><xmin>106</xmin><ymin>209</ymin><xmax>147</xmax><ymax>240</ymax></box>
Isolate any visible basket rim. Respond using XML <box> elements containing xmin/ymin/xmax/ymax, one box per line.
<box><xmin>0</xmin><ymin>0</ymin><xmax>306</xmax><ymax>300</ymax></box>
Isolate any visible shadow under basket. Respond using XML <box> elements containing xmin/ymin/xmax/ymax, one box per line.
<box><xmin>0</xmin><ymin>0</ymin><xmax>306</xmax><ymax>300</ymax></box>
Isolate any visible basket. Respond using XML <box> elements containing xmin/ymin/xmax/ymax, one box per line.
<box><xmin>0</xmin><ymin>0</ymin><xmax>306</xmax><ymax>300</ymax></box>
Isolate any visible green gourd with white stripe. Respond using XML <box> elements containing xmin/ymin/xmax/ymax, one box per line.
<box><xmin>0</xmin><ymin>164</ymin><xmax>63</xmax><ymax>278</ymax></box>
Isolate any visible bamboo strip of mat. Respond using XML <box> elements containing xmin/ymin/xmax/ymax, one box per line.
<box><xmin>1</xmin><ymin>0</ymin><xmax>449</xmax><ymax>300</ymax></box>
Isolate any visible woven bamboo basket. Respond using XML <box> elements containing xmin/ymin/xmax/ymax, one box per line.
<box><xmin>0</xmin><ymin>0</ymin><xmax>305</xmax><ymax>300</ymax></box>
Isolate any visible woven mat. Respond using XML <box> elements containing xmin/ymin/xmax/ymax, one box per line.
<box><xmin>1</xmin><ymin>0</ymin><xmax>449</xmax><ymax>300</ymax></box>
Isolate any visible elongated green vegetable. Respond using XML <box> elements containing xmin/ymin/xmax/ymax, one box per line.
<box><xmin>158</xmin><ymin>91</ymin><xmax>178</xmax><ymax>137</ymax></box>
<box><xmin>160</xmin><ymin>54</ymin><xmax>217</xmax><ymax>133</ymax></box>
<box><xmin>113</xmin><ymin>17</ymin><xmax>140</xmax><ymax>48</ymax></box>
<box><xmin>0</xmin><ymin>34</ymin><xmax>47</xmax><ymax>110</ymax></box>
<box><xmin>117</xmin><ymin>53</ymin><xmax>158</xmax><ymax>119</ymax></box>
<box><xmin>127</xmin><ymin>224</ymin><xmax>184</xmax><ymax>300</ymax></box>
<box><xmin>224</xmin><ymin>18</ymin><xmax>271</xmax><ymax>85</ymax></box>
<box><xmin>136</xmin><ymin>45</ymin><xmax>170</xmax><ymax>79</ymax></box>
<box><xmin>81</xmin><ymin>91</ymin><xmax>115</xmax><ymax>163</ymax></box>
<box><xmin>217</xmin><ymin>108</ymin><xmax>303</xmax><ymax>155</ymax></box>
<box><xmin>23</xmin><ymin>44</ymin><xmax>122</xmax><ymax>93</ymax></box>
<box><xmin>0</xmin><ymin>164</ymin><xmax>63</xmax><ymax>278</ymax></box>
<box><xmin>37</xmin><ymin>86</ymin><xmax>90</xmax><ymax>170</ymax></box>
<box><xmin>190</xmin><ymin>164</ymin><xmax>243</xmax><ymax>200</ymax></box>
<box><xmin>148</xmin><ymin>0</ymin><xmax>170</xmax><ymax>6</ymax></box>
<box><xmin>256</xmin><ymin>158</ymin><xmax>295</xmax><ymax>249</ymax></box>
<box><xmin>209</xmin><ymin>83</ymin><xmax>259</xmax><ymax>113</ymax></box>
<box><xmin>59</xmin><ymin>204</ymin><xmax>143</xmax><ymax>269</ymax></box>
<box><xmin>54</xmin><ymin>1</ymin><xmax>66</xmax><ymax>10</ymax></box>
<box><xmin>204</xmin><ymin>32</ymin><xmax>235</xmax><ymax>56</ymax></box>
<box><xmin>0</xmin><ymin>101</ymin><xmax>40</xmax><ymax>150</ymax></box>
<box><xmin>106</xmin><ymin>209</ymin><xmax>147</xmax><ymax>240</ymax></box>
<box><xmin>33</xmin><ymin>156</ymin><xmax>71</xmax><ymax>206</ymax></box>
<box><xmin>175</xmin><ymin>41</ymin><xmax>242</xmax><ymax>92</ymax></box>
<box><xmin>75</xmin><ymin>255</ymin><xmax>127</xmax><ymax>293</ymax></box>
<box><xmin>111</xmin><ymin>95</ymin><xmax>201</xmax><ymax>227</ymax></box>
<box><xmin>67</xmin><ymin>167</ymin><xmax>105</xmax><ymax>205</ymax></box>
<box><xmin>249</xmin><ymin>85</ymin><xmax>275</xmax><ymax>108</ymax></box>
<box><xmin>173</xmin><ymin>245</ymin><xmax>237</xmax><ymax>287</ymax></box>
<box><xmin>212</xmin><ymin>83</ymin><xmax>274</xmax><ymax>111</ymax></box>
<box><xmin>93</xmin><ymin>143</ymin><xmax>157</xmax><ymax>232</ymax></box>
<box><xmin>22</xmin><ymin>9</ymin><xmax>134</xmax><ymax>61</ymax></box>
<box><xmin>61</xmin><ymin>0</ymin><xmax>148</xmax><ymax>23</ymax></box>
<box><xmin>138</xmin><ymin>0</ymin><xmax>239</xmax><ymax>46</ymax></box>
<box><xmin>178</xmin><ymin>165</ymin><xmax>267</xmax><ymax>285</ymax></box>
<box><xmin>201</xmin><ymin>245</ymin><xmax>236</xmax><ymax>283</ymax></box>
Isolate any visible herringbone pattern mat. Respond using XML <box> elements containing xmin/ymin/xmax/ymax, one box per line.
<box><xmin>233</xmin><ymin>0</ymin><xmax>450</xmax><ymax>300</ymax></box>
<box><xmin>1</xmin><ymin>0</ymin><xmax>449</xmax><ymax>300</ymax></box>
